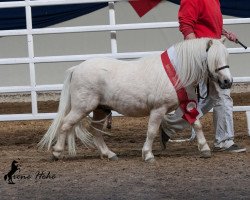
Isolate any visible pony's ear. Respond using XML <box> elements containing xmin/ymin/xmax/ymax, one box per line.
<box><xmin>220</xmin><ymin>36</ymin><xmax>226</xmax><ymax>44</ymax></box>
<box><xmin>206</xmin><ymin>40</ymin><xmax>213</xmax><ymax>52</ymax></box>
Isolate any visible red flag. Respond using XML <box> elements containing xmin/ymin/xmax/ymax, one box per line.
<box><xmin>129</xmin><ymin>0</ymin><xmax>162</xmax><ymax>17</ymax></box>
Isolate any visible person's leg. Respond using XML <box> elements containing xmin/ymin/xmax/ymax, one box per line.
<box><xmin>211</xmin><ymin>82</ymin><xmax>246</xmax><ymax>152</ymax></box>
<box><xmin>160</xmin><ymin>113</ymin><xmax>190</xmax><ymax>149</ymax></box>
<box><xmin>212</xmin><ymin>82</ymin><xmax>234</xmax><ymax>147</ymax></box>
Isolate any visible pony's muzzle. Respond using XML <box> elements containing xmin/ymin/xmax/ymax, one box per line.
<box><xmin>218</xmin><ymin>78</ymin><xmax>233</xmax><ymax>89</ymax></box>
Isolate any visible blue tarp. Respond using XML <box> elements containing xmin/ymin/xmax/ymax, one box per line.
<box><xmin>0</xmin><ymin>0</ymin><xmax>107</xmax><ymax>30</ymax></box>
<box><xmin>168</xmin><ymin>0</ymin><xmax>250</xmax><ymax>18</ymax></box>
<box><xmin>0</xmin><ymin>0</ymin><xmax>249</xmax><ymax>30</ymax></box>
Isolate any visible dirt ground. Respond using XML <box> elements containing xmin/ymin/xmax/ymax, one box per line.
<box><xmin>0</xmin><ymin>93</ymin><xmax>250</xmax><ymax>200</ymax></box>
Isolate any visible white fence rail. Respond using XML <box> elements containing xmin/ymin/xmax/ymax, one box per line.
<box><xmin>0</xmin><ymin>0</ymin><xmax>249</xmax><ymax>135</ymax></box>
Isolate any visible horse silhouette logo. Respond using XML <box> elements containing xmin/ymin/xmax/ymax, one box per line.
<box><xmin>4</xmin><ymin>160</ymin><xmax>21</xmax><ymax>184</ymax></box>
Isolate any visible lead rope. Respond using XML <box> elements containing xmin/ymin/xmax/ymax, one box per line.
<box><xmin>196</xmin><ymin>79</ymin><xmax>210</xmax><ymax>102</ymax></box>
<box><xmin>86</xmin><ymin>112</ymin><xmax>113</xmax><ymax>136</ymax></box>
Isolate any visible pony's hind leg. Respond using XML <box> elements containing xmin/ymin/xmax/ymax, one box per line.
<box><xmin>91</xmin><ymin>109</ymin><xmax>117</xmax><ymax>160</ymax></box>
<box><xmin>52</xmin><ymin>109</ymin><xmax>86</xmax><ymax>159</ymax></box>
<box><xmin>192</xmin><ymin>120</ymin><xmax>211</xmax><ymax>158</ymax></box>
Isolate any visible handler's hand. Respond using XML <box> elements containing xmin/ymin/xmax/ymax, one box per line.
<box><xmin>224</xmin><ymin>31</ymin><xmax>238</xmax><ymax>43</ymax></box>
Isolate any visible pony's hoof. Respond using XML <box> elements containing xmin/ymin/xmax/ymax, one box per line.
<box><xmin>145</xmin><ymin>157</ymin><xmax>155</xmax><ymax>163</ymax></box>
<box><xmin>106</xmin><ymin>124</ymin><xmax>112</xmax><ymax>129</ymax></box>
<box><xmin>51</xmin><ymin>155</ymin><xmax>59</xmax><ymax>161</ymax></box>
<box><xmin>52</xmin><ymin>151</ymin><xmax>61</xmax><ymax>160</ymax></box>
<box><xmin>109</xmin><ymin>155</ymin><xmax>118</xmax><ymax>161</ymax></box>
<box><xmin>200</xmin><ymin>150</ymin><xmax>211</xmax><ymax>158</ymax></box>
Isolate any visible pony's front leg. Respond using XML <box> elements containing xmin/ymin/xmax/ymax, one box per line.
<box><xmin>142</xmin><ymin>107</ymin><xmax>166</xmax><ymax>162</ymax></box>
<box><xmin>192</xmin><ymin>120</ymin><xmax>211</xmax><ymax>158</ymax></box>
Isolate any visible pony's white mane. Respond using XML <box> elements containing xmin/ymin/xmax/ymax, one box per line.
<box><xmin>173</xmin><ymin>38</ymin><xmax>227</xmax><ymax>89</ymax></box>
<box><xmin>173</xmin><ymin>38</ymin><xmax>209</xmax><ymax>89</ymax></box>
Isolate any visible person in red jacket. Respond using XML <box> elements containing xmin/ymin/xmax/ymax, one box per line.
<box><xmin>160</xmin><ymin>0</ymin><xmax>246</xmax><ymax>153</ymax></box>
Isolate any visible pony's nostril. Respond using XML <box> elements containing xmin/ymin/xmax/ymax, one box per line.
<box><xmin>222</xmin><ymin>79</ymin><xmax>233</xmax><ymax>89</ymax></box>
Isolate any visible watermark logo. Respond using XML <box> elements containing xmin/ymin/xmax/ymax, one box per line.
<box><xmin>4</xmin><ymin>159</ymin><xmax>56</xmax><ymax>184</ymax></box>
<box><xmin>4</xmin><ymin>160</ymin><xmax>21</xmax><ymax>184</ymax></box>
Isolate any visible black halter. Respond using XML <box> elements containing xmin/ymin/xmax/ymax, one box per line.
<box><xmin>215</xmin><ymin>65</ymin><xmax>230</xmax><ymax>73</ymax></box>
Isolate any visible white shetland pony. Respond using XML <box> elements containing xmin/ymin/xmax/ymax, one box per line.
<box><xmin>38</xmin><ymin>38</ymin><xmax>232</xmax><ymax>162</ymax></box>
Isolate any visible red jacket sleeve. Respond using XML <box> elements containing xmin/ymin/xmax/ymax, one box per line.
<box><xmin>178</xmin><ymin>0</ymin><xmax>199</xmax><ymax>38</ymax></box>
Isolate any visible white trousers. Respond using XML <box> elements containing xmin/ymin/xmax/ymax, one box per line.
<box><xmin>161</xmin><ymin>80</ymin><xmax>235</xmax><ymax>148</ymax></box>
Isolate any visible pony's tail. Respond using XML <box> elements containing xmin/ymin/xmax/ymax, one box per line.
<box><xmin>4</xmin><ymin>174</ymin><xmax>7</xmax><ymax>181</ymax></box>
<box><xmin>38</xmin><ymin>67</ymin><xmax>75</xmax><ymax>150</ymax></box>
<box><xmin>66</xmin><ymin>122</ymin><xmax>95</xmax><ymax>156</ymax></box>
